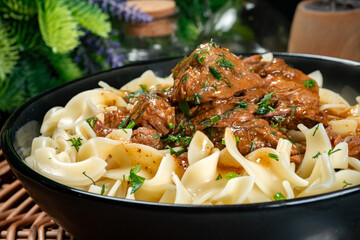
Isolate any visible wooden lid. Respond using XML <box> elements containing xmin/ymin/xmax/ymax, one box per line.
<box><xmin>126</xmin><ymin>0</ymin><xmax>176</xmax><ymax>18</ymax></box>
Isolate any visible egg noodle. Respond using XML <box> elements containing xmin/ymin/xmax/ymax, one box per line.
<box><xmin>24</xmin><ymin>56</ymin><xmax>360</xmax><ymax>205</ymax></box>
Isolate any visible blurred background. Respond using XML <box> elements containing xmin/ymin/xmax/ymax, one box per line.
<box><xmin>0</xmin><ymin>0</ymin><xmax>359</xmax><ymax>124</ymax></box>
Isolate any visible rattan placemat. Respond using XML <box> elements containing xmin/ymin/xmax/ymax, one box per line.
<box><xmin>0</xmin><ymin>149</ymin><xmax>74</xmax><ymax>240</ymax></box>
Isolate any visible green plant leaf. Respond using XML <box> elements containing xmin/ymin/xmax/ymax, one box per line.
<box><xmin>47</xmin><ymin>52</ymin><xmax>82</xmax><ymax>82</ymax></box>
<box><xmin>0</xmin><ymin>19</ymin><xmax>20</xmax><ymax>81</ymax></box>
<box><xmin>0</xmin><ymin>74</ymin><xmax>27</xmax><ymax>113</ymax></box>
<box><xmin>4</xmin><ymin>18</ymin><xmax>42</xmax><ymax>52</ymax></box>
<box><xmin>0</xmin><ymin>0</ymin><xmax>37</xmax><ymax>20</ymax></box>
<box><xmin>64</xmin><ymin>0</ymin><xmax>110</xmax><ymax>38</ymax></box>
<box><xmin>37</xmin><ymin>0</ymin><xmax>82</xmax><ymax>53</ymax></box>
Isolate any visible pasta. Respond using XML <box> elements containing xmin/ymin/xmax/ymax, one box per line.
<box><xmin>23</xmin><ymin>43</ymin><xmax>360</xmax><ymax>205</ymax></box>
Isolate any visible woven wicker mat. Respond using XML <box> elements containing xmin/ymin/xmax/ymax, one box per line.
<box><xmin>0</xmin><ymin>149</ymin><xmax>74</xmax><ymax>240</ymax></box>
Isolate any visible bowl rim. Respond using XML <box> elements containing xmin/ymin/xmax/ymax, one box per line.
<box><xmin>1</xmin><ymin>52</ymin><xmax>360</xmax><ymax>211</ymax></box>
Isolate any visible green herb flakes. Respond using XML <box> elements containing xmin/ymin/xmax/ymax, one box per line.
<box><xmin>129</xmin><ymin>165</ymin><xmax>145</xmax><ymax>194</ymax></box>
<box><xmin>82</xmin><ymin>171</ymin><xmax>95</xmax><ymax>185</ymax></box>
<box><xmin>313</xmin><ymin>124</ymin><xmax>320</xmax><ymax>136</ymax></box>
<box><xmin>256</xmin><ymin>91</ymin><xmax>275</xmax><ymax>115</ymax></box>
<box><xmin>225</xmin><ymin>172</ymin><xmax>238</xmax><ymax>180</ymax></box>
<box><xmin>86</xmin><ymin>116</ymin><xmax>97</xmax><ymax>129</ymax></box>
<box><xmin>268</xmin><ymin>153</ymin><xmax>279</xmax><ymax>161</ymax></box>
<box><xmin>303</xmin><ymin>79</ymin><xmax>316</xmax><ymax>88</ymax></box>
<box><xmin>178</xmin><ymin>101</ymin><xmax>190</xmax><ymax>118</ymax></box>
<box><xmin>101</xmin><ymin>184</ymin><xmax>105</xmax><ymax>195</ymax></box>
<box><xmin>209</xmin><ymin>66</ymin><xmax>222</xmax><ymax>80</ymax></box>
<box><xmin>328</xmin><ymin>148</ymin><xmax>341</xmax><ymax>156</ymax></box>
<box><xmin>67</xmin><ymin>137</ymin><xmax>82</xmax><ymax>152</ymax></box>
<box><xmin>273</xmin><ymin>192</ymin><xmax>286</xmax><ymax>201</ymax></box>
<box><xmin>182</xmin><ymin>74</ymin><xmax>189</xmax><ymax>83</ymax></box>
<box><xmin>342</xmin><ymin>180</ymin><xmax>352</xmax><ymax>189</ymax></box>
<box><xmin>216</xmin><ymin>173</ymin><xmax>222</xmax><ymax>180</ymax></box>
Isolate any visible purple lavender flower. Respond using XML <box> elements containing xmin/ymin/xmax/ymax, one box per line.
<box><xmin>75</xmin><ymin>32</ymin><xmax>126</xmax><ymax>74</ymax></box>
<box><xmin>90</xmin><ymin>0</ymin><xmax>153</xmax><ymax>23</ymax></box>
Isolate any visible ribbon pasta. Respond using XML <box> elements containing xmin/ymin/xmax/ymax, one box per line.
<box><xmin>23</xmin><ymin>70</ymin><xmax>360</xmax><ymax>205</ymax></box>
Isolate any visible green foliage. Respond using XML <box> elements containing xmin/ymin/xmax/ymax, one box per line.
<box><xmin>0</xmin><ymin>0</ymin><xmax>37</xmax><ymax>20</ymax></box>
<box><xmin>0</xmin><ymin>0</ymin><xmax>113</xmax><ymax>117</ymax></box>
<box><xmin>0</xmin><ymin>19</ymin><xmax>20</xmax><ymax>81</ymax></box>
<box><xmin>37</xmin><ymin>0</ymin><xmax>82</xmax><ymax>53</ymax></box>
<box><xmin>65</xmin><ymin>0</ymin><xmax>111</xmax><ymax>38</ymax></box>
<box><xmin>4</xmin><ymin>18</ymin><xmax>42</xmax><ymax>52</ymax></box>
<box><xmin>46</xmin><ymin>52</ymin><xmax>82</xmax><ymax>82</ymax></box>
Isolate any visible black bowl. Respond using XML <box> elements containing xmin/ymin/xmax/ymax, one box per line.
<box><xmin>1</xmin><ymin>53</ymin><xmax>360</xmax><ymax>240</ymax></box>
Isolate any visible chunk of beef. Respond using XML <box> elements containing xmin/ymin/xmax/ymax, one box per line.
<box><xmin>130</xmin><ymin>127</ymin><xmax>164</xmax><ymax>149</ymax></box>
<box><xmin>175</xmin><ymin>97</ymin><xmax>256</xmax><ymax>135</ymax></box>
<box><xmin>244</xmin><ymin>55</ymin><xmax>328</xmax><ymax>130</ymax></box>
<box><xmin>233</xmin><ymin>119</ymin><xmax>303</xmax><ymax>157</ymax></box>
<box><xmin>93</xmin><ymin>108</ymin><xmax>131</xmax><ymax>137</ymax></box>
<box><xmin>327</xmin><ymin>125</ymin><xmax>360</xmax><ymax>159</ymax></box>
<box><xmin>131</xmin><ymin>94</ymin><xmax>175</xmax><ymax>135</ymax></box>
<box><xmin>171</xmin><ymin>42</ymin><xmax>264</xmax><ymax>103</ymax></box>
<box><xmin>103</xmin><ymin>108</ymin><xmax>131</xmax><ymax>128</ymax></box>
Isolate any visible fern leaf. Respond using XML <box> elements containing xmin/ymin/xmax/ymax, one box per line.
<box><xmin>0</xmin><ymin>19</ymin><xmax>20</xmax><ymax>81</ymax></box>
<box><xmin>4</xmin><ymin>18</ymin><xmax>42</xmax><ymax>51</ymax></box>
<box><xmin>65</xmin><ymin>0</ymin><xmax>110</xmax><ymax>38</ymax></box>
<box><xmin>37</xmin><ymin>0</ymin><xmax>82</xmax><ymax>53</ymax></box>
<box><xmin>0</xmin><ymin>0</ymin><xmax>37</xmax><ymax>20</ymax></box>
<box><xmin>0</xmin><ymin>68</ymin><xmax>27</xmax><ymax>113</ymax></box>
<box><xmin>47</xmin><ymin>52</ymin><xmax>82</xmax><ymax>82</ymax></box>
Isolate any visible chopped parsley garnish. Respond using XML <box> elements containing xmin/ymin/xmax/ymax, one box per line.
<box><xmin>82</xmin><ymin>171</ymin><xmax>95</xmax><ymax>185</ymax></box>
<box><xmin>238</xmin><ymin>101</ymin><xmax>248</xmax><ymax>109</ymax></box>
<box><xmin>250</xmin><ymin>141</ymin><xmax>255</xmax><ymax>152</ymax></box>
<box><xmin>212</xmin><ymin>83</ymin><xmax>218</xmax><ymax>91</ymax></box>
<box><xmin>165</xmin><ymin>145</ymin><xmax>185</xmax><ymax>156</ymax></box>
<box><xmin>152</xmin><ymin>133</ymin><xmax>161</xmax><ymax>139</ymax></box>
<box><xmin>269</xmin><ymin>132</ymin><xmax>278</xmax><ymax>136</ymax></box>
<box><xmin>129</xmin><ymin>165</ymin><xmax>145</xmax><ymax>194</ymax></box>
<box><xmin>303</xmin><ymin>79</ymin><xmax>316</xmax><ymax>88</ymax></box>
<box><xmin>168</xmin><ymin>123</ymin><xmax>174</xmax><ymax>129</ymax></box>
<box><xmin>313</xmin><ymin>124</ymin><xmax>320</xmax><ymax>136</ymax></box>
<box><xmin>210</xmin><ymin>115</ymin><xmax>221</xmax><ymax>123</ymax></box>
<box><xmin>209</xmin><ymin>66</ymin><xmax>222</xmax><ymax>80</ymax></box>
<box><xmin>86</xmin><ymin>116</ymin><xmax>97</xmax><ymax>129</ymax></box>
<box><xmin>178</xmin><ymin>56</ymin><xmax>187</xmax><ymax>65</ymax></box>
<box><xmin>215</xmin><ymin>57</ymin><xmax>234</xmax><ymax>70</ymax></box>
<box><xmin>126</xmin><ymin>120</ymin><xmax>136</xmax><ymax>129</ymax></box>
<box><xmin>139</xmin><ymin>84</ymin><xmax>149</xmax><ymax>92</ymax></box>
<box><xmin>328</xmin><ymin>148</ymin><xmax>341</xmax><ymax>156</ymax></box>
<box><xmin>225</xmin><ymin>172</ymin><xmax>238</xmax><ymax>180</ymax></box>
<box><xmin>273</xmin><ymin>192</ymin><xmax>286</xmax><ymax>201</ymax></box>
<box><xmin>256</xmin><ymin>91</ymin><xmax>275</xmax><ymax>115</ymax></box>
<box><xmin>216</xmin><ymin>173</ymin><xmax>222</xmax><ymax>180</ymax></box>
<box><xmin>67</xmin><ymin>137</ymin><xmax>82</xmax><ymax>152</ymax></box>
<box><xmin>194</xmin><ymin>93</ymin><xmax>202</xmax><ymax>105</ymax></box>
<box><xmin>194</xmin><ymin>49</ymin><xmax>208</xmax><ymax>64</ymax></box>
<box><xmin>221</xmin><ymin>138</ymin><xmax>225</xmax><ymax>145</ymax></box>
<box><xmin>312</xmin><ymin>152</ymin><xmax>321</xmax><ymax>159</ymax></box>
<box><xmin>268</xmin><ymin>153</ymin><xmax>279</xmax><ymax>161</ymax></box>
<box><xmin>272</xmin><ymin>115</ymin><xmax>288</xmax><ymax>131</ymax></box>
<box><xmin>178</xmin><ymin>101</ymin><xmax>190</xmax><ymax>118</ymax></box>
<box><xmin>101</xmin><ymin>184</ymin><xmax>105</xmax><ymax>195</ymax></box>
<box><xmin>202</xmin><ymin>81</ymin><xmax>210</xmax><ymax>92</ymax></box>
<box><xmin>209</xmin><ymin>38</ymin><xmax>217</xmax><ymax>48</ymax></box>
<box><xmin>118</xmin><ymin>116</ymin><xmax>130</xmax><ymax>129</ymax></box>
<box><xmin>200</xmin><ymin>100</ymin><xmax>247</xmax><ymax>127</ymax></box>
<box><xmin>288</xmin><ymin>106</ymin><xmax>298</xmax><ymax>121</ymax></box>
<box><xmin>342</xmin><ymin>180</ymin><xmax>352</xmax><ymax>189</ymax></box>
<box><xmin>182</xmin><ymin>74</ymin><xmax>189</xmax><ymax>83</ymax></box>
